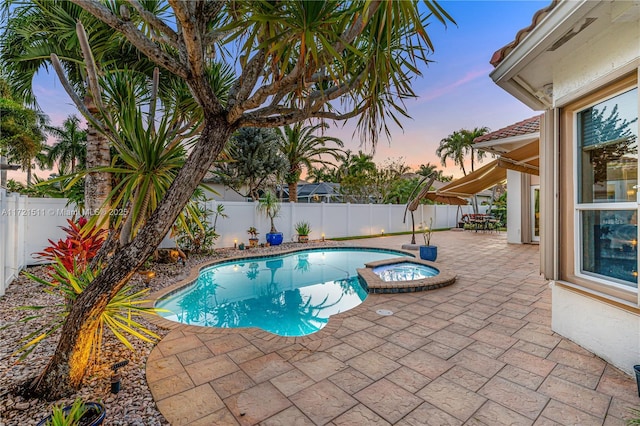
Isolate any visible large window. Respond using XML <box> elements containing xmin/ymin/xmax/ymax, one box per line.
<box><xmin>577</xmin><ymin>88</ymin><xmax>638</xmax><ymax>288</ymax></box>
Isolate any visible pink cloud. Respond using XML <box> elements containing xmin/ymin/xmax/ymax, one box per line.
<box><xmin>417</xmin><ymin>67</ymin><xmax>492</xmax><ymax>104</ymax></box>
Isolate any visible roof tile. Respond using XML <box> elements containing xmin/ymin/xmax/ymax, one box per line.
<box><xmin>490</xmin><ymin>1</ymin><xmax>558</xmax><ymax>67</ymax></box>
<box><xmin>474</xmin><ymin>115</ymin><xmax>541</xmax><ymax>143</ymax></box>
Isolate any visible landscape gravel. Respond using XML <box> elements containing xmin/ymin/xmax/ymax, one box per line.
<box><xmin>0</xmin><ymin>240</ymin><xmax>341</xmax><ymax>425</ymax></box>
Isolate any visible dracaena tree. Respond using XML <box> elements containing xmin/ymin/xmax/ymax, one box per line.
<box><xmin>24</xmin><ymin>0</ymin><xmax>454</xmax><ymax>398</ymax></box>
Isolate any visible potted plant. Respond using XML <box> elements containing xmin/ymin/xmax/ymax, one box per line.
<box><xmin>247</xmin><ymin>227</ymin><xmax>259</xmax><ymax>248</ymax></box>
<box><xmin>295</xmin><ymin>221</ymin><xmax>311</xmax><ymax>243</ymax></box>
<box><xmin>37</xmin><ymin>399</ymin><xmax>106</xmax><ymax>426</ymax></box>
<box><xmin>257</xmin><ymin>191</ymin><xmax>283</xmax><ymax>246</ymax></box>
<box><xmin>419</xmin><ymin>218</ymin><xmax>437</xmax><ymax>261</ymax></box>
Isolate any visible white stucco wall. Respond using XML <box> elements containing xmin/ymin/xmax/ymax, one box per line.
<box><xmin>551</xmin><ymin>283</ymin><xmax>640</xmax><ymax>376</ymax></box>
<box><xmin>553</xmin><ymin>8</ymin><xmax>640</xmax><ymax>100</ymax></box>
<box><xmin>506</xmin><ymin>169</ymin><xmax>523</xmax><ymax>244</ymax></box>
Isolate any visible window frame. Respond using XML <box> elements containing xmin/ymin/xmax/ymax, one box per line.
<box><xmin>572</xmin><ymin>85</ymin><xmax>639</xmax><ymax>293</ymax></box>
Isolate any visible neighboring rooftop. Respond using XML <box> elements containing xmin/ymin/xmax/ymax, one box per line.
<box><xmin>474</xmin><ymin>115</ymin><xmax>541</xmax><ymax>144</ymax></box>
<box><xmin>490</xmin><ymin>1</ymin><xmax>558</xmax><ymax>67</ymax></box>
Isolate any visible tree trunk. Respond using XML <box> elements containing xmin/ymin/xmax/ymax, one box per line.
<box><xmin>288</xmin><ymin>181</ymin><xmax>297</xmax><ymax>202</ymax></box>
<box><xmin>26</xmin><ymin>165</ymin><xmax>32</xmax><ymax>186</ymax></box>
<box><xmin>84</xmin><ymin>94</ymin><xmax>111</xmax><ymax>226</ymax></box>
<box><xmin>28</xmin><ymin>117</ymin><xmax>233</xmax><ymax>399</ymax></box>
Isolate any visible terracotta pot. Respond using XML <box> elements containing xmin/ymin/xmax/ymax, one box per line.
<box><xmin>298</xmin><ymin>235</ymin><xmax>309</xmax><ymax>243</ymax></box>
<box><xmin>248</xmin><ymin>238</ymin><xmax>259</xmax><ymax>248</ymax></box>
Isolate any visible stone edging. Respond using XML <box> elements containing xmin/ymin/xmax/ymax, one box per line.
<box><xmin>147</xmin><ymin>245</ymin><xmax>416</xmax><ymax>343</ymax></box>
<box><xmin>357</xmin><ymin>257</ymin><xmax>456</xmax><ymax>294</ymax></box>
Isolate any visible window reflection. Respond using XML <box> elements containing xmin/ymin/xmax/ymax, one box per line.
<box><xmin>578</xmin><ymin>88</ymin><xmax>638</xmax><ymax>203</ymax></box>
<box><xmin>581</xmin><ymin>210</ymin><xmax>637</xmax><ymax>287</ymax></box>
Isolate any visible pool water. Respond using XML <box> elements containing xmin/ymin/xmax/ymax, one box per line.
<box><xmin>156</xmin><ymin>248</ymin><xmax>405</xmax><ymax>336</ymax></box>
<box><xmin>373</xmin><ymin>262</ymin><xmax>439</xmax><ymax>282</ymax></box>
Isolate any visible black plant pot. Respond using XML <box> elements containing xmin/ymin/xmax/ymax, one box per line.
<box><xmin>634</xmin><ymin>365</ymin><xmax>640</xmax><ymax>398</ymax></box>
<box><xmin>37</xmin><ymin>402</ymin><xmax>106</xmax><ymax>426</ymax></box>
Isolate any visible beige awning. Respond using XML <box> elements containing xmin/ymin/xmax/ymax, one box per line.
<box><xmin>425</xmin><ymin>140</ymin><xmax>539</xmax><ymax>202</ymax></box>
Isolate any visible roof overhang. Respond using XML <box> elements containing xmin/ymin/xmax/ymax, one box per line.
<box><xmin>474</xmin><ymin>132</ymin><xmax>540</xmax><ymax>155</ymax></box>
<box><xmin>490</xmin><ymin>1</ymin><xmax>603</xmax><ymax>110</ymax></box>
<box><xmin>426</xmin><ymin>140</ymin><xmax>539</xmax><ymax>203</ymax></box>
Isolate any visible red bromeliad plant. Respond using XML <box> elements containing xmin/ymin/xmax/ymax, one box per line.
<box><xmin>35</xmin><ymin>217</ymin><xmax>107</xmax><ymax>273</ymax></box>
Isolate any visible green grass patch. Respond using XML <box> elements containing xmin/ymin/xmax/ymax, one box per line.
<box><xmin>330</xmin><ymin>228</ymin><xmax>449</xmax><ymax>241</ymax></box>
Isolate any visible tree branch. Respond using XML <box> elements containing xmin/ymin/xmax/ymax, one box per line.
<box><xmin>70</xmin><ymin>0</ymin><xmax>189</xmax><ymax>79</ymax></box>
<box><xmin>76</xmin><ymin>22</ymin><xmax>104</xmax><ymax>111</ymax></box>
<box><xmin>125</xmin><ymin>0</ymin><xmax>180</xmax><ymax>49</ymax></box>
<box><xmin>168</xmin><ymin>0</ymin><xmax>204</xmax><ymax>78</ymax></box>
<box><xmin>50</xmin><ymin>54</ymin><xmax>104</xmax><ymax>130</ymax></box>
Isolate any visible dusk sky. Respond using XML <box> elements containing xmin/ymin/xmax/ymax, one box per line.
<box><xmin>6</xmin><ymin>1</ymin><xmax>549</xmax><ymax>183</ymax></box>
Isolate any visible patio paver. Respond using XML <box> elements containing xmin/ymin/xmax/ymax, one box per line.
<box><xmin>146</xmin><ymin>231</ymin><xmax>640</xmax><ymax>425</ymax></box>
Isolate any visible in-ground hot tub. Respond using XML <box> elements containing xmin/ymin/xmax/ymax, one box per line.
<box><xmin>357</xmin><ymin>257</ymin><xmax>456</xmax><ymax>294</ymax></box>
<box><xmin>373</xmin><ymin>262</ymin><xmax>440</xmax><ymax>282</ymax></box>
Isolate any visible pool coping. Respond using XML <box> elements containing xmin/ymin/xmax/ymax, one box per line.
<box><xmin>146</xmin><ymin>245</ymin><xmax>417</xmax><ymax>343</ymax></box>
<box><xmin>357</xmin><ymin>257</ymin><xmax>456</xmax><ymax>294</ymax></box>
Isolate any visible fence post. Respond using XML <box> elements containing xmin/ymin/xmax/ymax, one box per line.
<box><xmin>346</xmin><ymin>203</ymin><xmax>351</xmax><ymax>237</ymax></box>
<box><xmin>16</xmin><ymin>195</ymin><xmax>27</xmax><ymax>270</ymax></box>
<box><xmin>0</xmin><ymin>189</ymin><xmax>6</xmax><ymax>296</ymax></box>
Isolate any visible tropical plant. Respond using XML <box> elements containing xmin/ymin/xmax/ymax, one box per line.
<box><xmin>257</xmin><ymin>191</ymin><xmax>281</xmax><ymax>233</ymax></box>
<box><xmin>417</xmin><ymin>162</ymin><xmax>453</xmax><ymax>182</ymax></box>
<box><xmin>420</xmin><ymin>218</ymin><xmax>434</xmax><ymax>246</ymax></box>
<box><xmin>218</xmin><ymin>128</ymin><xmax>288</xmax><ymax>201</ymax></box>
<box><xmin>174</xmin><ymin>201</ymin><xmax>227</xmax><ymax>254</ymax></box>
<box><xmin>35</xmin><ymin>217</ymin><xmax>107</xmax><ymax>274</ymax></box>
<box><xmin>21</xmin><ymin>1</ymin><xmax>454</xmax><ymax>398</ymax></box>
<box><xmin>436</xmin><ymin>127</ymin><xmax>489</xmax><ymax>176</ymax></box>
<box><xmin>45</xmin><ymin>398</ymin><xmax>86</xmax><ymax>426</ymax></box>
<box><xmin>275</xmin><ymin>122</ymin><xmax>344</xmax><ymax>202</ymax></box>
<box><xmin>628</xmin><ymin>407</ymin><xmax>640</xmax><ymax>425</ymax></box>
<box><xmin>247</xmin><ymin>227</ymin><xmax>259</xmax><ymax>239</ymax></box>
<box><xmin>0</xmin><ymin>0</ymin><xmax>181</xmax><ymax>216</ymax></box>
<box><xmin>45</xmin><ymin>115</ymin><xmax>87</xmax><ymax>174</ymax></box>
<box><xmin>0</xmin><ymin>97</ymin><xmax>47</xmax><ymax>185</ymax></box>
<box><xmin>19</xmin><ymin>260</ymin><xmax>162</xmax><ymax>365</ymax></box>
<box><xmin>294</xmin><ymin>221</ymin><xmax>311</xmax><ymax>236</ymax></box>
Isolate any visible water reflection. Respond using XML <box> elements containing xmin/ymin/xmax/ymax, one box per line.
<box><xmin>158</xmin><ymin>249</ymin><xmax>402</xmax><ymax>336</ymax></box>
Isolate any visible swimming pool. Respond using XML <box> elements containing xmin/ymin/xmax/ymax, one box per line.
<box><xmin>156</xmin><ymin>248</ymin><xmax>407</xmax><ymax>336</ymax></box>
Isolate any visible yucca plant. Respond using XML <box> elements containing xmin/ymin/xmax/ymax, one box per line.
<box><xmin>628</xmin><ymin>407</ymin><xmax>640</xmax><ymax>425</ymax></box>
<box><xmin>45</xmin><ymin>399</ymin><xmax>86</xmax><ymax>426</ymax></box>
<box><xmin>17</xmin><ymin>259</ymin><xmax>163</xmax><ymax>364</ymax></box>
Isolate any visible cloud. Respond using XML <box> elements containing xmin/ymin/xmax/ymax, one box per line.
<box><xmin>416</xmin><ymin>67</ymin><xmax>492</xmax><ymax>104</ymax></box>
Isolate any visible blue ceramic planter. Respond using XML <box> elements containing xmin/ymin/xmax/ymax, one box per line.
<box><xmin>419</xmin><ymin>245</ymin><xmax>437</xmax><ymax>261</ymax></box>
<box><xmin>266</xmin><ymin>232</ymin><xmax>283</xmax><ymax>246</ymax></box>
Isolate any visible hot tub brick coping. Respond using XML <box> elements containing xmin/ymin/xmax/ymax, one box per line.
<box><xmin>357</xmin><ymin>256</ymin><xmax>456</xmax><ymax>294</ymax></box>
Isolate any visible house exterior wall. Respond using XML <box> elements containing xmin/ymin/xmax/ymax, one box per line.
<box><xmin>554</xmin><ymin>6</ymin><xmax>640</xmax><ymax>102</ymax></box>
<box><xmin>551</xmin><ymin>283</ymin><xmax>640</xmax><ymax>375</ymax></box>
<box><xmin>552</xmin><ymin>25</ymin><xmax>640</xmax><ymax>373</ymax></box>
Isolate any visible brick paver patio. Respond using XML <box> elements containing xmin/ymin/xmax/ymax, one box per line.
<box><xmin>147</xmin><ymin>231</ymin><xmax>640</xmax><ymax>425</ymax></box>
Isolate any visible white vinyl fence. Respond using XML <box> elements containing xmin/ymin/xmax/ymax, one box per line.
<box><xmin>1</xmin><ymin>190</ymin><xmax>484</xmax><ymax>296</ymax></box>
<box><xmin>193</xmin><ymin>201</ymin><xmax>485</xmax><ymax>250</ymax></box>
<box><xmin>1</xmin><ymin>189</ymin><xmax>77</xmax><ymax>296</ymax></box>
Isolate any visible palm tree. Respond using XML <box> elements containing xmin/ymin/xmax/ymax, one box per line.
<box><xmin>464</xmin><ymin>127</ymin><xmax>490</xmax><ymax>172</ymax></box>
<box><xmin>0</xmin><ymin>0</ymin><xmax>172</xmax><ymax>218</ymax></box>
<box><xmin>46</xmin><ymin>115</ymin><xmax>87</xmax><ymax>174</ymax></box>
<box><xmin>436</xmin><ymin>130</ymin><xmax>468</xmax><ymax>175</ymax></box>
<box><xmin>340</xmin><ymin>150</ymin><xmax>377</xmax><ymax>177</ymax></box>
<box><xmin>0</xmin><ymin>97</ymin><xmax>47</xmax><ymax>185</ymax></box>
<box><xmin>276</xmin><ymin>122</ymin><xmax>344</xmax><ymax>202</ymax></box>
<box><xmin>436</xmin><ymin>127</ymin><xmax>489</xmax><ymax>176</ymax></box>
